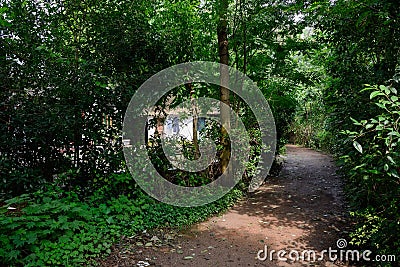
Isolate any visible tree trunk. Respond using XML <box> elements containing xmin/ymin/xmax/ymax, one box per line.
<box><xmin>218</xmin><ymin>0</ymin><xmax>230</xmax><ymax>174</ymax></box>
<box><xmin>187</xmin><ymin>83</ymin><xmax>200</xmax><ymax>160</ymax></box>
<box><xmin>235</xmin><ymin>0</ymin><xmax>247</xmax><ymax>128</ymax></box>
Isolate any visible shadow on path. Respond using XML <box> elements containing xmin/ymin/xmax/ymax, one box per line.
<box><xmin>100</xmin><ymin>145</ymin><xmax>353</xmax><ymax>267</ymax></box>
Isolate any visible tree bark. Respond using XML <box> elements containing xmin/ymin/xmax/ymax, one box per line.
<box><xmin>187</xmin><ymin>83</ymin><xmax>200</xmax><ymax>160</ymax></box>
<box><xmin>218</xmin><ymin>0</ymin><xmax>230</xmax><ymax>174</ymax></box>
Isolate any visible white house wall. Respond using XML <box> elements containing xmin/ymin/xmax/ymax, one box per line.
<box><xmin>148</xmin><ymin>116</ymin><xmax>194</xmax><ymax>141</ymax></box>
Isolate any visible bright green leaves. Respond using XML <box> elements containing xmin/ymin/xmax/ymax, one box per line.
<box><xmin>380</xmin><ymin>85</ymin><xmax>391</xmax><ymax>95</ymax></box>
<box><xmin>365</xmin><ymin>85</ymin><xmax>398</xmax><ymax>103</ymax></box>
<box><xmin>0</xmin><ymin>182</ymin><xmax>243</xmax><ymax>266</ymax></box>
<box><xmin>343</xmin><ymin>83</ymin><xmax>400</xmax><ymax>257</ymax></box>
<box><xmin>0</xmin><ymin>6</ymin><xmax>12</xmax><ymax>27</ymax></box>
<box><xmin>370</xmin><ymin>90</ymin><xmax>385</xmax><ymax>99</ymax></box>
<box><xmin>353</xmin><ymin>140</ymin><xmax>363</xmax><ymax>154</ymax></box>
<box><xmin>351</xmin><ymin>85</ymin><xmax>400</xmax><ymax>150</ymax></box>
<box><xmin>389</xmin><ymin>87</ymin><xmax>398</xmax><ymax>94</ymax></box>
<box><xmin>305</xmin><ymin>0</ymin><xmax>400</xmax><ymax>259</ymax></box>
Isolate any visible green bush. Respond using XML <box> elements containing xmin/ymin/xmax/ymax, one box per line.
<box><xmin>341</xmin><ymin>85</ymin><xmax>400</xmax><ymax>258</ymax></box>
<box><xmin>0</xmin><ymin>175</ymin><xmax>243</xmax><ymax>266</ymax></box>
<box><xmin>0</xmin><ymin>0</ymin><xmax>168</xmax><ymax>198</ymax></box>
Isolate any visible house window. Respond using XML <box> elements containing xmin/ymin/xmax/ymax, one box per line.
<box><xmin>197</xmin><ymin>117</ymin><xmax>206</xmax><ymax>132</ymax></box>
<box><xmin>172</xmin><ymin>117</ymin><xmax>180</xmax><ymax>134</ymax></box>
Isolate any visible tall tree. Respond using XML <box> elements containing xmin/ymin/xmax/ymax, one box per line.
<box><xmin>218</xmin><ymin>0</ymin><xmax>231</xmax><ymax>174</ymax></box>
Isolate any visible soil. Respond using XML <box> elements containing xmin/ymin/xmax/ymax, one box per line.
<box><xmin>99</xmin><ymin>145</ymin><xmax>354</xmax><ymax>267</ymax></box>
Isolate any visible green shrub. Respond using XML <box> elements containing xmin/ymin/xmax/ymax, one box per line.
<box><xmin>341</xmin><ymin>84</ymin><xmax>400</xmax><ymax>258</ymax></box>
<box><xmin>0</xmin><ymin>176</ymin><xmax>243</xmax><ymax>266</ymax></box>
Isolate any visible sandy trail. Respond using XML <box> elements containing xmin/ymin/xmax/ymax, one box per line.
<box><xmin>101</xmin><ymin>145</ymin><xmax>352</xmax><ymax>266</ymax></box>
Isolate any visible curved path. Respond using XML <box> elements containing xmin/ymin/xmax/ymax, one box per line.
<box><xmin>101</xmin><ymin>145</ymin><xmax>352</xmax><ymax>266</ymax></box>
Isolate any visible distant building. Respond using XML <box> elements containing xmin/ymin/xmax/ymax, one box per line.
<box><xmin>146</xmin><ymin>102</ymin><xmax>218</xmax><ymax>142</ymax></box>
<box><xmin>147</xmin><ymin>115</ymin><xmax>207</xmax><ymax>141</ymax></box>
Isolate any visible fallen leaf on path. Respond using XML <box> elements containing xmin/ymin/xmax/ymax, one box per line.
<box><xmin>150</xmin><ymin>236</ymin><xmax>160</xmax><ymax>242</ymax></box>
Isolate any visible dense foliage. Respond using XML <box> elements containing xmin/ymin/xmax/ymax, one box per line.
<box><xmin>1</xmin><ymin>0</ymin><xmax>168</xmax><ymax>196</ymax></box>
<box><xmin>0</xmin><ymin>175</ymin><xmax>243</xmax><ymax>265</ymax></box>
<box><xmin>297</xmin><ymin>0</ymin><xmax>400</xmax><ymax>259</ymax></box>
<box><xmin>341</xmin><ymin>85</ymin><xmax>400</xmax><ymax>257</ymax></box>
<box><xmin>1</xmin><ymin>0</ymin><xmax>399</xmax><ymax>265</ymax></box>
<box><xmin>1</xmin><ymin>0</ymin><xmax>300</xmax><ymax>264</ymax></box>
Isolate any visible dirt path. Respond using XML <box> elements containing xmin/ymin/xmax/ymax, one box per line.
<box><xmin>101</xmin><ymin>145</ymin><xmax>352</xmax><ymax>266</ymax></box>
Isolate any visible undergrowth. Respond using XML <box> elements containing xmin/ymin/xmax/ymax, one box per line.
<box><xmin>0</xmin><ymin>175</ymin><xmax>243</xmax><ymax>266</ymax></box>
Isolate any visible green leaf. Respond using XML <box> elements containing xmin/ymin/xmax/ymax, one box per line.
<box><xmin>353</xmin><ymin>141</ymin><xmax>363</xmax><ymax>154</ymax></box>
<box><xmin>26</xmin><ymin>221</ymin><xmax>36</xmax><ymax>229</ymax></box>
<box><xmin>384</xmin><ymin>164</ymin><xmax>389</xmax><ymax>171</ymax></box>
<box><xmin>365</xmin><ymin>124</ymin><xmax>374</xmax><ymax>129</ymax></box>
<box><xmin>12</xmin><ymin>236</ymin><xmax>26</xmax><ymax>248</ymax></box>
<box><xmin>379</xmin><ymin>85</ymin><xmax>387</xmax><ymax>91</ymax></box>
<box><xmin>0</xmin><ymin>19</ymin><xmax>11</xmax><ymax>27</ymax></box>
<box><xmin>387</xmin><ymin>156</ymin><xmax>395</xmax><ymax>164</ymax></box>
<box><xmin>58</xmin><ymin>215</ymin><xmax>68</xmax><ymax>224</ymax></box>
<box><xmin>376</xmin><ymin>103</ymin><xmax>386</xmax><ymax>109</ymax></box>
<box><xmin>35</xmin><ymin>45</ymin><xmax>46</xmax><ymax>51</ymax></box>
<box><xmin>26</xmin><ymin>232</ymin><xmax>37</xmax><ymax>244</ymax></box>
<box><xmin>350</xmin><ymin>117</ymin><xmax>362</xmax><ymax>126</ymax></box>
<box><xmin>8</xmin><ymin>249</ymin><xmax>20</xmax><ymax>260</ymax></box>
<box><xmin>370</xmin><ymin>91</ymin><xmax>384</xmax><ymax>99</ymax></box>
<box><xmin>390</xmin><ymin>170</ymin><xmax>399</xmax><ymax>178</ymax></box>
<box><xmin>106</xmin><ymin>216</ymin><xmax>114</xmax><ymax>224</ymax></box>
<box><xmin>388</xmin><ymin>131</ymin><xmax>400</xmax><ymax>137</ymax></box>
